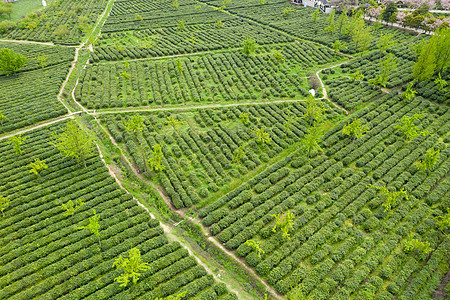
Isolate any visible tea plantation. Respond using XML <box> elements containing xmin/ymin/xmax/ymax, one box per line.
<box><xmin>0</xmin><ymin>0</ymin><xmax>449</xmax><ymax>299</ymax></box>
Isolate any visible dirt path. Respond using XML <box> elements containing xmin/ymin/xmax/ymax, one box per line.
<box><xmin>434</xmin><ymin>268</ymin><xmax>450</xmax><ymax>300</ymax></box>
<box><xmin>0</xmin><ymin>39</ymin><xmax>73</xmax><ymax>47</ymax></box>
<box><xmin>93</xmin><ymin>116</ymin><xmax>283</xmax><ymax>299</ymax></box>
<box><xmin>0</xmin><ymin>113</ymin><xmax>82</xmax><ymax>141</ymax></box>
<box><xmin>316</xmin><ymin>62</ymin><xmax>350</xmax><ymax>115</ymax></box>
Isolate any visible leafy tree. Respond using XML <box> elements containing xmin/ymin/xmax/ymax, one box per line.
<box><xmin>259</xmin><ymin>0</ymin><xmax>265</xmax><ymax>5</ymax></box>
<box><xmin>332</xmin><ymin>40</ymin><xmax>347</xmax><ymax>55</ymax></box>
<box><xmin>432</xmin><ymin>28</ymin><xmax>449</xmax><ymax>74</ymax></box>
<box><xmin>371</xmin><ymin>53</ymin><xmax>397</xmax><ymax>87</ymax></box>
<box><xmin>283</xmin><ymin>107</ymin><xmax>298</xmax><ymax>133</ymax></box>
<box><xmin>303</xmin><ymin>125</ymin><xmax>324</xmax><ymax>158</ymax></box>
<box><xmin>367</xmin><ymin>184</ymin><xmax>408</xmax><ymax>212</ymax></box>
<box><xmin>0</xmin><ymin>195</ymin><xmax>9</xmax><ymax>218</ymax></box>
<box><xmin>29</xmin><ymin>158</ymin><xmax>48</xmax><ymax>178</ymax></box>
<box><xmin>283</xmin><ymin>7</ymin><xmax>294</xmax><ymax>16</ymax></box>
<box><xmin>77</xmin><ymin>209</ymin><xmax>101</xmax><ymax>248</ymax></box>
<box><xmin>251</xmin><ymin>127</ymin><xmax>271</xmax><ymax>144</ymax></box>
<box><xmin>8</xmin><ymin>135</ymin><xmax>26</xmax><ymax>155</ymax></box>
<box><xmin>395</xmin><ymin>112</ymin><xmax>429</xmax><ymax>141</ymax></box>
<box><xmin>0</xmin><ymin>20</ymin><xmax>15</xmax><ymax>34</ymax></box>
<box><xmin>304</xmin><ymin>97</ymin><xmax>327</xmax><ymax>127</ymax></box>
<box><xmin>378</xmin><ymin>33</ymin><xmax>395</xmax><ymax>53</ymax></box>
<box><xmin>113</xmin><ymin>247</ymin><xmax>149</xmax><ymax>287</ymax></box>
<box><xmin>352</xmin><ymin>19</ymin><xmax>372</xmax><ymax>54</ymax></box>
<box><xmin>402</xmin><ymin>82</ymin><xmax>417</xmax><ymax>101</ymax></box>
<box><xmin>415</xmin><ymin>148</ymin><xmax>440</xmax><ymax>172</ymax></box>
<box><xmin>272</xmin><ymin>50</ymin><xmax>284</xmax><ymax>64</ymax></box>
<box><xmin>325</xmin><ymin>9</ymin><xmax>336</xmax><ymax>32</ymax></box>
<box><xmin>434</xmin><ymin>209</ymin><xmax>449</xmax><ymax>232</ymax></box>
<box><xmin>124</xmin><ymin>115</ymin><xmax>145</xmax><ymax>133</ymax></box>
<box><xmin>242</xmin><ymin>38</ymin><xmax>256</xmax><ymax>56</ymax></box>
<box><xmin>172</xmin><ymin>0</ymin><xmax>179</xmax><ymax>8</ymax></box>
<box><xmin>434</xmin><ymin>72</ymin><xmax>448</xmax><ymax>91</ymax></box>
<box><xmin>239</xmin><ymin>112</ymin><xmax>249</xmax><ymax>125</ymax></box>
<box><xmin>413</xmin><ymin>40</ymin><xmax>436</xmax><ymax>82</ymax></box>
<box><xmin>342</xmin><ymin>118</ymin><xmax>369</xmax><ymax>141</ymax></box>
<box><xmin>166</xmin><ymin>116</ymin><xmax>185</xmax><ymax>133</ymax></box>
<box><xmin>233</xmin><ymin>144</ymin><xmax>247</xmax><ymax>162</ymax></box>
<box><xmin>119</xmin><ymin>71</ymin><xmax>131</xmax><ymax>80</ymax></box>
<box><xmin>382</xmin><ymin>2</ymin><xmax>397</xmax><ymax>24</ymax></box>
<box><xmin>61</xmin><ymin>199</ymin><xmax>85</xmax><ymax>218</ymax></box>
<box><xmin>36</xmin><ymin>53</ymin><xmax>48</xmax><ymax>69</ymax></box>
<box><xmin>351</xmin><ymin>70</ymin><xmax>364</xmax><ymax>82</ymax></box>
<box><xmin>337</xmin><ymin>8</ymin><xmax>348</xmax><ymax>31</ymax></box>
<box><xmin>245</xmin><ymin>239</ymin><xmax>265</xmax><ymax>258</ymax></box>
<box><xmin>176</xmin><ymin>59</ymin><xmax>183</xmax><ymax>74</ymax></box>
<box><xmin>404</xmin><ymin>233</ymin><xmax>434</xmax><ymax>259</ymax></box>
<box><xmin>51</xmin><ymin>120</ymin><xmax>95</xmax><ymax>168</ymax></box>
<box><xmin>135</xmin><ymin>13</ymin><xmax>143</xmax><ymax>21</ymax></box>
<box><xmin>0</xmin><ymin>3</ymin><xmax>13</xmax><ymax>19</ymax></box>
<box><xmin>311</xmin><ymin>8</ymin><xmax>320</xmax><ymax>23</ymax></box>
<box><xmin>271</xmin><ymin>210</ymin><xmax>294</xmax><ymax>239</ymax></box>
<box><xmin>215</xmin><ymin>20</ymin><xmax>223</xmax><ymax>27</ymax></box>
<box><xmin>177</xmin><ymin>20</ymin><xmax>185</xmax><ymax>31</ymax></box>
<box><xmin>0</xmin><ymin>110</ymin><xmax>8</xmax><ymax>125</ymax></box>
<box><xmin>147</xmin><ymin>143</ymin><xmax>165</xmax><ymax>172</ymax></box>
<box><xmin>0</xmin><ymin>48</ymin><xmax>27</xmax><ymax>75</ymax></box>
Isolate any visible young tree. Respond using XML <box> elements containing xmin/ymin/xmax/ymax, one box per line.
<box><xmin>113</xmin><ymin>248</ymin><xmax>150</xmax><ymax>287</ymax></box>
<box><xmin>78</xmin><ymin>209</ymin><xmax>101</xmax><ymax>248</ymax></box>
<box><xmin>337</xmin><ymin>8</ymin><xmax>349</xmax><ymax>31</ymax></box>
<box><xmin>431</xmin><ymin>28</ymin><xmax>449</xmax><ymax>74</ymax></box>
<box><xmin>36</xmin><ymin>53</ymin><xmax>48</xmax><ymax>69</ymax></box>
<box><xmin>332</xmin><ymin>40</ymin><xmax>347</xmax><ymax>55</ymax></box>
<box><xmin>215</xmin><ymin>20</ymin><xmax>223</xmax><ymax>27</ymax></box>
<box><xmin>271</xmin><ymin>210</ymin><xmax>294</xmax><ymax>239</ymax></box>
<box><xmin>283</xmin><ymin>107</ymin><xmax>298</xmax><ymax>133</ymax></box>
<box><xmin>239</xmin><ymin>112</ymin><xmax>250</xmax><ymax>125</ymax></box>
<box><xmin>242</xmin><ymin>38</ymin><xmax>256</xmax><ymax>56</ymax></box>
<box><xmin>51</xmin><ymin>120</ymin><xmax>94</xmax><ymax>168</ymax></box>
<box><xmin>55</xmin><ymin>25</ymin><xmax>69</xmax><ymax>39</ymax></box>
<box><xmin>166</xmin><ymin>116</ymin><xmax>185</xmax><ymax>133</ymax></box>
<box><xmin>413</xmin><ymin>40</ymin><xmax>436</xmax><ymax>82</ymax></box>
<box><xmin>342</xmin><ymin>118</ymin><xmax>369</xmax><ymax>141</ymax></box>
<box><xmin>29</xmin><ymin>158</ymin><xmax>48</xmax><ymax>178</ymax></box>
<box><xmin>415</xmin><ymin>148</ymin><xmax>440</xmax><ymax>172</ymax></box>
<box><xmin>245</xmin><ymin>240</ymin><xmax>265</xmax><ymax>258</ymax></box>
<box><xmin>251</xmin><ymin>127</ymin><xmax>271</xmax><ymax>144</ymax></box>
<box><xmin>177</xmin><ymin>20</ymin><xmax>185</xmax><ymax>31</ymax></box>
<box><xmin>124</xmin><ymin>115</ymin><xmax>145</xmax><ymax>133</ymax></box>
<box><xmin>311</xmin><ymin>8</ymin><xmax>320</xmax><ymax>23</ymax></box>
<box><xmin>325</xmin><ymin>9</ymin><xmax>336</xmax><ymax>32</ymax></box>
<box><xmin>352</xmin><ymin>20</ymin><xmax>372</xmax><ymax>54</ymax></box>
<box><xmin>402</xmin><ymin>82</ymin><xmax>417</xmax><ymax>101</ymax></box>
<box><xmin>0</xmin><ymin>195</ymin><xmax>9</xmax><ymax>218</ymax></box>
<box><xmin>0</xmin><ymin>48</ymin><xmax>27</xmax><ymax>75</ymax></box>
<box><xmin>434</xmin><ymin>72</ymin><xmax>448</xmax><ymax>91</ymax></box>
<box><xmin>367</xmin><ymin>184</ymin><xmax>408</xmax><ymax>212</ymax></box>
<box><xmin>172</xmin><ymin>58</ymin><xmax>182</xmax><ymax>74</ymax></box>
<box><xmin>434</xmin><ymin>209</ymin><xmax>449</xmax><ymax>232</ymax></box>
<box><xmin>304</xmin><ymin>97</ymin><xmax>327</xmax><ymax>127</ymax></box>
<box><xmin>351</xmin><ymin>70</ymin><xmax>364</xmax><ymax>82</ymax></box>
<box><xmin>0</xmin><ymin>110</ymin><xmax>8</xmax><ymax>125</ymax></box>
<box><xmin>372</xmin><ymin>53</ymin><xmax>397</xmax><ymax>87</ymax></box>
<box><xmin>395</xmin><ymin>112</ymin><xmax>430</xmax><ymax>141</ymax></box>
<box><xmin>61</xmin><ymin>199</ymin><xmax>85</xmax><ymax>219</ymax></box>
<box><xmin>377</xmin><ymin>33</ymin><xmax>395</xmax><ymax>53</ymax></box>
<box><xmin>303</xmin><ymin>125</ymin><xmax>324</xmax><ymax>158</ymax></box>
<box><xmin>404</xmin><ymin>233</ymin><xmax>434</xmax><ymax>260</ymax></box>
<box><xmin>233</xmin><ymin>144</ymin><xmax>247</xmax><ymax>162</ymax></box>
<box><xmin>272</xmin><ymin>50</ymin><xmax>284</xmax><ymax>64</ymax></box>
<box><xmin>8</xmin><ymin>135</ymin><xmax>26</xmax><ymax>155</ymax></box>
<box><xmin>172</xmin><ymin>0</ymin><xmax>179</xmax><ymax>8</ymax></box>
<box><xmin>283</xmin><ymin>7</ymin><xmax>294</xmax><ymax>16</ymax></box>
<box><xmin>147</xmin><ymin>143</ymin><xmax>165</xmax><ymax>172</ymax></box>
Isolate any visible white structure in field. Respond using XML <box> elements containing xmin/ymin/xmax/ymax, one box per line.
<box><xmin>291</xmin><ymin>0</ymin><xmax>335</xmax><ymax>13</ymax></box>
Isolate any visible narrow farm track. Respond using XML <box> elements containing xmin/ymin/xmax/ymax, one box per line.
<box><xmin>316</xmin><ymin>62</ymin><xmax>350</xmax><ymax>114</ymax></box>
<box><xmin>94</xmin><ymin>142</ymin><xmax>246</xmax><ymax>299</ymax></box>
<box><xmin>0</xmin><ymin>113</ymin><xmax>82</xmax><ymax>141</ymax></box>
<box><xmin>0</xmin><ymin>39</ymin><xmax>71</xmax><ymax>46</ymax></box>
<box><xmin>92</xmin><ymin>114</ymin><xmax>284</xmax><ymax>299</ymax></box>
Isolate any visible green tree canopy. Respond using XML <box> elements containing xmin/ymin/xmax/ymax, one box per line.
<box><xmin>0</xmin><ymin>48</ymin><xmax>27</xmax><ymax>75</ymax></box>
